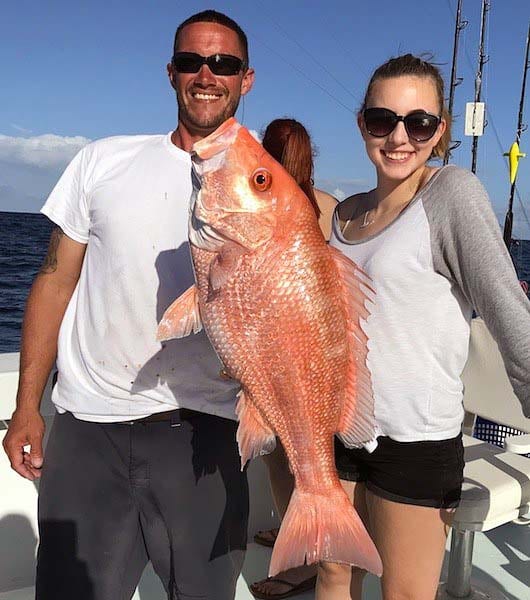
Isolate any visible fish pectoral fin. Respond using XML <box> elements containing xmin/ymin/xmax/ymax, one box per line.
<box><xmin>328</xmin><ymin>246</ymin><xmax>377</xmax><ymax>447</ymax></box>
<box><xmin>208</xmin><ymin>242</ymin><xmax>247</xmax><ymax>291</ymax></box>
<box><xmin>156</xmin><ymin>285</ymin><xmax>202</xmax><ymax>341</ymax></box>
<box><xmin>235</xmin><ymin>390</ymin><xmax>276</xmax><ymax>469</ymax></box>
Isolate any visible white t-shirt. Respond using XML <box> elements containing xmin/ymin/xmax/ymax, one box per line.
<box><xmin>41</xmin><ymin>133</ymin><xmax>239</xmax><ymax>422</ymax></box>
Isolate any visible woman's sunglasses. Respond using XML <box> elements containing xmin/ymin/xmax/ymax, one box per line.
<box><xmin>172</xmin><ymin>52</ymin><xmax>245</xmax><ymax>76</ymax></box>
<box><xmin>363</xmin><ymin>108</ymin><xmax>441</xmax><ymax>142</ymax></box>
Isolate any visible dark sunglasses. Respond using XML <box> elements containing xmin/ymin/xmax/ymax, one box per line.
<box><xmin>363</xmin><ymin>108</ymin><xmax>441</xmax><ymax>142</ymax></box>
<box><xmin>172</xmin><ymin>52</ymin><xmax>245</xmax><ymax>76</ymax></box>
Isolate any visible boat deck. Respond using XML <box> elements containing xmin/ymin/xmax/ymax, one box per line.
<box><xmin>0</xmin><ymin>521</ymin><xmax>528</xmax><ymax>600</ymax></box>
<box><xmin>1</xmin><ymin>351</ymin><xmax>528</xmax><ymax>600</ymax></box>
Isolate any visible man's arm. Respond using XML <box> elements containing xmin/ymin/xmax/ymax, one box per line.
<box><xmin>2</xmin><ymin>227</ymin><xmax>86</xmax><ymax>480</ymax></box>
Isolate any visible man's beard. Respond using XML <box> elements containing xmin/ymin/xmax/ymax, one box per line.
<box><xmin>178</xmin><ymin>94</ymin><xmax>240</xmax><ymax>133</ymax></box>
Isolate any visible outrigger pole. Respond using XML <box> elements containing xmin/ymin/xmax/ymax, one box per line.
<box><xmin>502</xmin><ymin>22</ymin><xmax>530</xmax><ymax>250</ymax></box>
<box><xmin>470</xmin><ymin>0</ymin><xmax>490</xmax><ymax>174</ymax></box>
<box><xmin>444</xmin><ymin>0</ymin><xmax>467</xmax><ymax>166</ymax></box>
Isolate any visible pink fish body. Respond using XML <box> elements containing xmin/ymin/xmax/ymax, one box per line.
<box><xmin>159</xmin><ymin>118</ymin><xmax>382</xmax><ymax>577</ymax></box>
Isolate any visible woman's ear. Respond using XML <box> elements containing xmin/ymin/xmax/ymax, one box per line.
<box><xmin>357</xmin><ymin>112</ymin><xmax>366</xmax><ymax>138</ymax></box>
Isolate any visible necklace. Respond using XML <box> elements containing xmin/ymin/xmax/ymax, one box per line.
<box><xmin>358</xmin><ymin>196</ymin><xmax>418</xmax><ymax>231</ymax></box>
<box><xmin>358</xmin><ymin>172</ymin><xmax>428</xmax><ymax>231</ymax></box>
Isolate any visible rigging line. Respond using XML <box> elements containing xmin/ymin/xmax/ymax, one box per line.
<box><xmin>445</xmin><ymin>4</ymin><xmax>529</xmax><ymax>233</ymax></box>
<box><xmin>254</xmin><ymin>0</ymin><xmax>361</xmax><ymax>100</ymax></box>
<box><xmin>445</xmin><ymin>0</ymin><xmax>455</xmax><ymax>19</ymax></box>
<box><xmin>486</xmin><ymin>108</ymin><xmax>530</xmax><ymax>232</ymax></box>
<box><xmin>515</xmin><ymin>187</ymin><xmax>530</xmax><ymax>231</ymax></box>
<box><xmin>462</xmin><ymin>28</ymin><xmax>521</xmax><ymax>170</ymax></box>
<box><xmin>249</xmin><ymin>32</ymin><xmax>356</xmax><ymax>116</ymax></box>
<box><xmin>487</xmin><ymin>108</ymin><xmax>530</xmax><ymax>229</ymax></box>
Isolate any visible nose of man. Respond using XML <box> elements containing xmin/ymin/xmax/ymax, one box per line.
<box><xmin>194</xmin><ymin>64</ymin><xmax>218</xmax><ymax>87</ymax></box>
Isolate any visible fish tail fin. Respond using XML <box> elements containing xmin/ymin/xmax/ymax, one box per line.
<box><xmin>269</xmin><ymin>488</ymin><xmax>382</xmax><ymax>577</ymax></box>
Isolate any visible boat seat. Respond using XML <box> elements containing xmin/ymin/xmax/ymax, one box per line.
<box><xmin>457</xmin><ymin>436</ymin><xmax>530</xmax><ymax>531</ymax></box>
<box><xmin>440</xmin><ymin>318</ymin><xmax>530</xmax><ymax>599</ymax></box>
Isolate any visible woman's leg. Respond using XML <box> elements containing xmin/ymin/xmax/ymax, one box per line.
<box><xmin>250</xmin><ymin>443</ymin><xmax>317</xmax><ymax>597</ymax></box>
<box><xmin>366</xmin><ymin>489</ymin><xmax>451</xmax><ymax>600</ymax></box>
<box><xmin>316</xmin><ymin>480</ymin><xmax>369</xmax><ymax>600</ymax></box>
<box><xmin>262</xmin><ymin>441</ymin><xmax>294</xmax><ymax>517</ymax></box>
<box><xmin>252</xmin><ymin>444</ymin><xmax>293</xmax><ymax>547</ymax></box>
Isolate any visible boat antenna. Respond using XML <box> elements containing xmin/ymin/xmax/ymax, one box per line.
<box><xmin>470</xmin><ymin>0</ymin><xmax>490</xmax><ymax>174</ymax></box>
<box><xmin>502</xmin><ymin>22</ymin><xmax>530</xmax><ymax>250</ymax></box>
<box><xmin>444</xmin><ymin>0</ymin><xmax>468</xmax><ymax>165</ymax></box>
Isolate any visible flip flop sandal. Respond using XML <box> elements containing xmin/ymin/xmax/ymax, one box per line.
<box><xmin>249</xmin><ymin>575</ymin><xmax>317</xmax><ymax>599</ymax></box>
<box><xmin>253</xmin><ymin>527</ymin><xmax>279</xmax><ymax>547</ymax></box>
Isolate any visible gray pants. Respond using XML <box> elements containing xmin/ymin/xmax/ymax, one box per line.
<box><xmin>36</xmin><ymin>410</ymin><xmax>249</xmax><ymax>600</ymax></box>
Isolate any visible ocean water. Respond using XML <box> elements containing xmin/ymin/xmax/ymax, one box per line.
<box><xmin>1</xmin><ymin>212</ymin><xmax>54</xmax><ymax>353</ymax></box>
<box><xmin>0</xmin><ymin>210</ymin><xmax>529</xmax><ymax>354</ymax></box>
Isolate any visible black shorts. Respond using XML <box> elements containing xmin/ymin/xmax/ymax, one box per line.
<box><xmin>334</xmin><ymin>433</ymin><xmax>464</xmax><ymax>509</ymax></box>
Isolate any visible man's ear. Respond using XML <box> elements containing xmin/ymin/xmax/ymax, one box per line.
<box><xmin>240</xmin><ymin>67</ymin><xmax>255</xmax><ymax>97</ymax></box>
<box><xmin>167</xmin><ymin>63</ymin><xmax>177</xmax><ymax>91</ymax></box>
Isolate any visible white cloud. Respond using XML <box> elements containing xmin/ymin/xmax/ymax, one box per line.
<box><xmin>314</xmin><ymin>177</ymin><xmax>370</xmax><ymax>201</ymax></box>
<box><xmin>10</xmin><ymin>123</ymin><xmax>33</xmax><ymax>135</ymax></box>
<box><xmin>0</xmin><ymin>133</ymin><xmax>91</xmax><ymax>169</ymax></box>
<box><xmin>0</xmin><ymin>133</ymin><xmax>91</xmax><ymax>212</ymax></box>
<box><xmin>333</xmin><ymin>188</ymin><xmax>346</xmax><ymax>201</ymax></box>
<box><xmin>319</xmin><ymin>177</ymin><xmax>369</xmax><ymax>187</ymax></box>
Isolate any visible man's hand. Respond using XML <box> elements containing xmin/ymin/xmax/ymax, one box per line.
<box><xmin>2</xmin><ymin>408</ymin><xmax>45</xmax><ymax>480</ymax></box>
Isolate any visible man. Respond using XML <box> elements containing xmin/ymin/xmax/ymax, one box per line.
<box><xmin>3</xmin><ymin>10</ymin><xmax>255</xmax><ymax>600</ymax></box>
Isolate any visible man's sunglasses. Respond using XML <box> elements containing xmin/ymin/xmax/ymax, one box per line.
<box><xmin>172</xmin><ymin>52</ymin><xmax>245</xmax><ymax>76</ymax></box>
<box><xmin>363</xmin><ymin>108</ymin><xmax>441</xmax><ymax>142</ymax></box>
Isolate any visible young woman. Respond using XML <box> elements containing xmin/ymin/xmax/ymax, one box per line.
<box><xmin>320</xmin><ymin>54</ymin><xmax>530</xmax><ymax>600</ymax></box>
<box><xmin>250</xmin><ymin>118</ymin><xmax>337</xmax><ymax>600</ymax></box>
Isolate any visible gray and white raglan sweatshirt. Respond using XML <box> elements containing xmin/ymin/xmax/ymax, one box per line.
<box><xmin>331</xmin><ymin>165</ymin><xmax>530</xmax><ymax>442</ymax></box>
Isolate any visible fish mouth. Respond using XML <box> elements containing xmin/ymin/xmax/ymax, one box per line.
<box><xmin>189</xmin><ymin>117</ymin><xmax>240</xmax><ymax>219</ymax></box>
<box><xmin>189</xmin><ymin>187</ymin><xmax>227</xmax><ymax>251</ymax></box>
<box><xmin>191</xmin><ymin>118</ymin><xmax>240</xmax><ymax>182</ymax></box>
<box><xmin>192</xmin><ymin>117</ymin><xmax>241</xmax><ymax>162</ymax></box>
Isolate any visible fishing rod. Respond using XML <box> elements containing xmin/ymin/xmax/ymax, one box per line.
<box><xmin>444</xmin><ymin>0</ymin><xmax>467</xmax><ymax>165</ymax></box>
<box><xmin>502</xmin><ymin>22</ymin><xmax>530</xmax><ymax>250</ymax></box>
<box><xmin>470</xmin><ymin>0</ymin><xmax>490</xmax><ymax>174</ymax></box>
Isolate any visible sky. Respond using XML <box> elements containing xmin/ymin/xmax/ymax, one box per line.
<box><xmin>1</xmin><ymin>0</ymin><xmax>530</xmax><ymax>238</ymax></box>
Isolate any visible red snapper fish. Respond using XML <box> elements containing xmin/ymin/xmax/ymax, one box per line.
<box><xmin>158</xmin><ymin>118</ymin><xmax>382</xmax><ymax>576</ymax></box>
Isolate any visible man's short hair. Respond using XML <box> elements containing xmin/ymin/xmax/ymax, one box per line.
<box><xmin>173</xmin><ymin>10</ymin><xmax>249</xmax><ymax>65</ymax></box>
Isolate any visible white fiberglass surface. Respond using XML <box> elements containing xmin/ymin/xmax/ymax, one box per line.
<box><xmin>0</xmin><ymin>519</ymin><xmax>528</xmax><ymax>600</ymax></box>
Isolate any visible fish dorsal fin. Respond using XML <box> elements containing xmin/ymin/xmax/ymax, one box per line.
<box><xmin>328</xmin><ymin>246</ymin><xmax>377</xmax><ymax>447</ymax></box>
<box><xmin>236</xmin><ymin>389</ymin><xmax>276</xmax><ymax>469</ymax></box>
<box><xmin>156</xmin><ymin>285</ymin><xmax>202</xmax><ymax>341</ymax></box>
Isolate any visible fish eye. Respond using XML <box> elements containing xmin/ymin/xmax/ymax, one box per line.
<box><xmin>251</xmin><ymin>169</ymin><xmax>272</xmax><ymax>192</ymax></box>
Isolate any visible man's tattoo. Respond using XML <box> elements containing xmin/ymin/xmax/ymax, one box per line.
<box><xmin>39</xmin><ymin>227</ymin><xmax>64</xmax><ymax>274</ymax></box>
